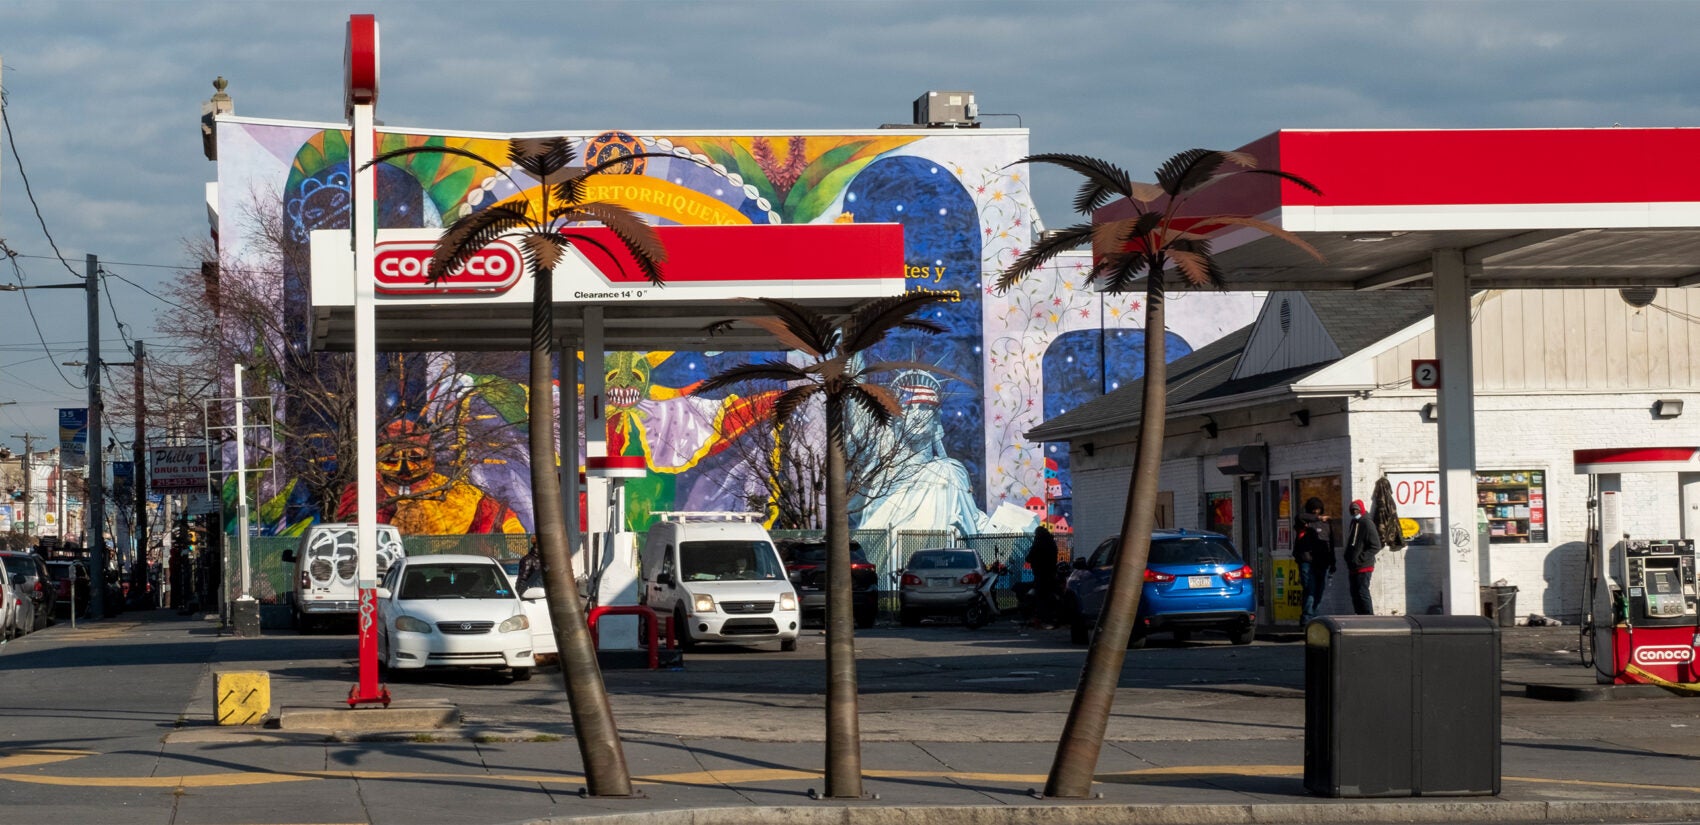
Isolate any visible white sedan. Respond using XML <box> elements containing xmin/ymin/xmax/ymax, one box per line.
<box><xmin>376</xmin><ymin>555</ymin><xmax>544</xmax><ymax>681</ymax></box>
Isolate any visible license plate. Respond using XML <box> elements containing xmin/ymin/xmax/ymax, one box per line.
<box><xmin>1187</xmin><ymin>576</ymin><xmax>1213</xmax><ymax>589</ymax></box>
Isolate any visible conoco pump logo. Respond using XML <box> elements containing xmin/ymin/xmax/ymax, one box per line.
<box><xmin>1633</xmin><ymin>645</ymin><xmax>1696</xmax><ymax>665</ymax></box>
<box><xmin>375</xmin><ymin>239</ymin><xmax>524</xmax><ymax>294</ymax></box>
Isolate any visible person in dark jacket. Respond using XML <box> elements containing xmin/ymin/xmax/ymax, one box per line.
<box><xmin>1345</xmin><ymin>499</ymin><xmax>1383</xmax><ymax>615</ymax></box>
<box><xmin>1026</xmin><ymin>525</ymin><xmax>1061</xmax><ymax>628</ymax></box>
<box><xmin>1294</xmin><ymin>497</ymin><xmax>1335</xmax><ymax>625</ymax></box>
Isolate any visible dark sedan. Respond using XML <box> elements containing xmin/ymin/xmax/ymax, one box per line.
<box><xmin>778</xmin><ymin>540</ymin><xmax>879</xmax><ymax>628</ymax></box>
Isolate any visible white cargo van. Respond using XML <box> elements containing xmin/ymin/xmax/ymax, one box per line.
<box><xmin>282</xmin><ymin>523</ymin><xmax>405</xmax><ymax>631</ymax></box>
<box><xmin>640</xmin><ymin>512</ymin><xmax>800</xmax><ymax>651</ymax></box>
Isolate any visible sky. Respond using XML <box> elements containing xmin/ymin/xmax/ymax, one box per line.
<box><xmin>3</xmin><ymin>0</ymin><xmax>1700</xmax><ymax>452</ymax></box>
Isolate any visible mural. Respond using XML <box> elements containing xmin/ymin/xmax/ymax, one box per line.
<box><xmin>213</xmin><ymin>120</ymin><xmax>1260</xmax><ymax>537</ymax></box>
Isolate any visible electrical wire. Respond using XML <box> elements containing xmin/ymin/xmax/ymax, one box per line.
<box><xmin>1</xmin><ymin>244</ymin><xmax>85</xmax><ymax>390</ymax></box>
<box><xmin>0</xmin><ymin>94</ymin><xmax>85</xmax><ymax>282</ymax></box>
<box><xmin>101</xmin><ymin>266</ymin><xmax>197</xmax><ymax>315</ymax></box>
<box><xmin>98</xmin><ymin>268</ymin><xmax>136</xmax><ymax>353</ymax></box>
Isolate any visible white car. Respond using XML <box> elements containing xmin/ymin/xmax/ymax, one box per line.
<box><xmin>1</xmin><ymin>575</ymin><xmax>25</xmax><ymax>640</ymax></box>
<box><xmin>500</xmin><ymin>559</ymin><xmax>558</xmax><ymax>660</ymax></box>
<box><xmin>375</xmin><ymin>555</ymin><xmax>543</xmax><ymax>681</ymax></box>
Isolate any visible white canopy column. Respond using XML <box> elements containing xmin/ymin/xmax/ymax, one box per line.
<box><xmin>1432</xmin><ymin>247</ymin><xmax>1482</xmax><ymax>614</ymax></box>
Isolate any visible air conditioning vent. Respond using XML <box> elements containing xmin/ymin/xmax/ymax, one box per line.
<box><xmin>913</xmin><ymin>91</ymin><xmax>978</xmax><ymax>127</ymax></box>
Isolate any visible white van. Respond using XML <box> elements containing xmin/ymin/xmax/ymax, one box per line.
<box><xmin>640</xmin><ymin>512</ymin><xmax>800</xmax><ymax>651</ymax></box>
<box><xmin>282</xmin><ymin>523</ymin><xmax>405</xmax><ymax>631</ymax></box>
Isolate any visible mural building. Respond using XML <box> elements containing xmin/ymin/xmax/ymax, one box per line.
<box><xmin>209</xmin><ymin>118</ymin><xmax>1259</xmax><ymax>539</ymax></box>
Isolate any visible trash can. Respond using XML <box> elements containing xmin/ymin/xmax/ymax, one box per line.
<box><xmin>1479</xmin><ymin>585</ymin><xmax>1519</xmax><ymax>627</ymax></box>
<box><xmin>1304</xmin><ymin>615</ymin><xmax>1500</xmax><ymax>798</ymax></box>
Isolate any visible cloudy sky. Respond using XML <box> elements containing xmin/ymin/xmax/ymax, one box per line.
<box><xmin>2</xmin><ymin>0</ymin><xmax>1699</xmax><ymax>447</ymax></box>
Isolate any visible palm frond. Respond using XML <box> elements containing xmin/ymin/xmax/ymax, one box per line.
<box><xmin>746</xmin><ymin>316</ymin><xmax>828</xmax><ymax>356</ymax></box>
<box><xmin>854</xmin><ymin>359</ymin><xmax>969</xmax><ymax>386</ymax></box>
<box><xmin>840</xmin><ymin>292</ymin><xmax>946</xmax><ymax>353</ymax></box>
<box><xmin>566</xmin><ymin>202</ymin><xmax>668</xmax><ymax>266</ymax></box>
<box><xmin>364</xmin><ymin>144</ymin><xmax>513</xmax><ymax>184</ymax></box>
<box><xmin>693</xmin><ymin>360</ymin><xmax>810</xmax><ymax>396</ymax></box>
<box><xmin>1155</xmin><ymin>149</ymin><xmax>1232</xmax><ymax>197</ymax></box>
<box><xmin>996</xmin><ymin>222</ymin><xmax>1096</xmax><ymax>292</ymax></box>
<box><xmin>771</xmin><ymin>384</ymin><xmax>822</xmax><ymax>426</ymax></box>
<box><xmin>749</xmin><ymin>298</ymin><xmax>839</xmax><ymax>357</ymax></box>
<box><xmin>521</xmin><ymin>234</ymin><xmax>566</xmax><ymax>274</ymax></box>
<box><xmin>508</xmin><ymin>137</ymin><xmax>577</xmax><ymax>182</ymax></box>
<box><xmin>1167</xmin><ymin>248</ymin><xmax>1223</xmax><ymax>290</ymax></box>
<box><xmin>554</xmin><ymin>221</ymin><xmax>666</xmax><ymax>287</ymax></box>
<box><xmin>1088</xmin><ymin>252</ymin><xmax>1152</xmax><ymax>294</ymax></box>
<box><xmin>1193</xmin><ymin>215</ymin><xmax>1325</xmax><ymax>262</ymax></box>
<box><xmin>846</xmin><ymin>384</ymin><xmax>902</xmax><ymax>427</ymax></box>
<box><xmin>1014</xmin><ymin>154</ymin><xmax>1134</xmax><ymax>215</ymax></box>
<box><xmin>430</xmin><ymin>204</ymin><xmax>534</xmax><ymax>283</ymax></box>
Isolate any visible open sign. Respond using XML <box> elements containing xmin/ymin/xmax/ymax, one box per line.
<box><xmin>374</xmin><ymin>239</ymin><xmax>524</xmax><ymax>294</ymax></box>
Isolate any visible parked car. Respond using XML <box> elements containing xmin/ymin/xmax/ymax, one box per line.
<box><xmin>1063</xmin><ymin>529</ymin><xmax>1256</xmax><ymax>647</ymax></box>
<box><xmin>1</xmin><ymin>574</ymin><xmax>26</xmax><ymax>639</ymax></box>
<box><xmin>896</xmin><ymin>547</ymin><xmax>988</xmax><ymax>626</ymax></box>
<box><xmin>778</xmin><ymin>539</ymin><xmax>879</xmax><ymax>629</ymax></box>
<box><xmin>375</xmin><ymin>554</ymin><xmax>542</xmax><ymax>681</ymax></box>
<box><xmin>0</xmin><ymin>551</ymin><xmax>55</xmax><ymax>632</ymax></box>
<box><xmin>640</xmin><ymin>512</ymin><xmax>800</xmax><ymax>652</ymax></box>
<box><xmin>45</xmin><ymin>560</ymin><xmax>91</xmax><ymax>619</ymax></box>
<box><xmin>499</xmin><ymin>558</ymin><xmax>558</xmax><ymax>660</ymax></box>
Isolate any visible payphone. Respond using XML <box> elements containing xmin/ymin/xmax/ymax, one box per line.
<box><xmin>1614</xmin><ymin>539</ymin><xmax>1698</xmax><ymax>627</ymax></box>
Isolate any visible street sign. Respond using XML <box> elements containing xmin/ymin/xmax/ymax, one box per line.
<box><xmin>151</xmin><ymin>445</ymin><xmax>210</xmax><ymax>493</ymax></box>
<box><xmin>1412</xmin><ymin>359</ymin><xmax>1441</xmax><ymax>390</ymax></box>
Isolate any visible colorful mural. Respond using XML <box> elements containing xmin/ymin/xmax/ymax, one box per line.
<box><xmin>212</xmin><ymin>119</ymin><xmax>1260</xmax><ymax>537</ymax></box>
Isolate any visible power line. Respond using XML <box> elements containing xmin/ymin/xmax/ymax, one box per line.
<box><xmin>102</xmin><ymin>265</ymin><xmax>197</xmax><ymax>314</ymax></box>
<box><xmin>0</xmin><ymin>94</ymin><xmax>85</xmax><ymax>283</ymax></box>
<box><xmin>1</xmin><ymin>245</ymin><xmax>84</xmax><ymax>390</ymax></box>
<box><xmin>99</xmin><ymin>268</ymin><xmax>136</xmax><ymax>352</ymax></box>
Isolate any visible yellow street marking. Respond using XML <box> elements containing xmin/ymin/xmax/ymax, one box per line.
<box><xmin>0</xmin><ymin>750</ymin><xmax>97</xmax><ymax>770</ymax></box>
<box><xmin>1510</xmin><ymin>775</ymin><xmax>1700</xmax><ymax>795</ymax></box>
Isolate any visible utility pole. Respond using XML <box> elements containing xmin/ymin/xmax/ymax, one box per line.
<box><xmin>132</xmin><ymin>341</ymin><xmax>147</xmax><ymax>605</ymax></box>
<box><xmin>86</xmin><ymin>253</ymin><xmax>107</xmax><ymax>619</ymax></box>
<box><xmin>10</xmin><ymin>434</ymin><xmax>34</xmax><ymax>537</ymax></box>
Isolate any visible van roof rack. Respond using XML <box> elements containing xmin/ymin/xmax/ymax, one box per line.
<box><xmin>653</xmin><ymin>511</ymin><xmax>763</xmax><ymax>524</ymax></box>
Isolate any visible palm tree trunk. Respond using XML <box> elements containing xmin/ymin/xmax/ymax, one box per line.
<box><xmin>1045</xmin><ymin>275</ymin><xmax>1168</xmax><ymax>798</ymax></box>
<box><xmin>823</xmin><ymin>398</ymin><xmax>863</xmax><ymax>797</ymax></box>
<box><xmin>528</xmin><ymin>264</ymin><xmax>633</xmax><ymax>796</ymax></box>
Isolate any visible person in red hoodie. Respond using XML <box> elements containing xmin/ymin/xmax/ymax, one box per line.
<box><xmin>1345</xmin><ymin>499</ymin><xmax>1383</xmax><ymax>615</ymax></box>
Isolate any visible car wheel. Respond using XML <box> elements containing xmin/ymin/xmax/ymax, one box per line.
<box><xmin>899</xmin><ymin>607</ymin><xmax>921</xmax><ymax>627</ymax></box>
<box><xmin>674</xmin><ymin>608</ymin><xmax>697</xmax><ymax>650</ymax></box>
<box><xmin>780</xmin><ymin>638</ymin><xmax>798</xmax><ymax>652</ymax></box>
<box><xmin>963</xmin><ymin>601</ymin><xmax>990</xmax><ymax>629</ymax></box>
<box><xmin>1230</xmin><ymin>625</ymin><xmax>1255</xmax><ymax>646</ymax></box>
<box><xmin>1126</xmin><ymin>630</ymin><xmax>1149</xmax><ymax>650</ymax></box>
<box><xmin>510</xmin><ymin>667</ymin><xmax>532</xmax><ymax>682</ymax></box>
<box><xmin>855</xmin><ymin>603</ymin><xmax>876</xmax><ymax>629</ymax></box>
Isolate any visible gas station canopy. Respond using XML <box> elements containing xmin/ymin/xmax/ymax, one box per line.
<box><xmin>1097</xmin><ymin>128</ymin><xmax>1700</xmax><ymax>292</ymax></box>
<box><xmin>309</xmin><ymin>222</ymin><xmax>907</xmax><ymax>352</ymax></box>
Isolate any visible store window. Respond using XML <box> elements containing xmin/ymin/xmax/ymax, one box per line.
<box><xmin>1295</xmin><ymin>474</ymin><xmax>1343</xmax><ymax>547</ymax></box>
<box><xmin>1477</xmin><ymin>470</ymin><xmax>1547</xmax><ymax>543</ymax></box>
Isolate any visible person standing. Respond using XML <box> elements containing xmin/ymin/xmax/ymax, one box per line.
<box><xmin>1026</xmin><ymin>524</ymin><xmax>1061</xmax><ymax>628</ymax></box>
<box><xmin>1345</xmin><ymin>499</ymin><xmax>1383</xmax><ymax>615</ymax></box>
<box><xmin>1294</xmin><ymin>497</ymin><xmax>1335</xmax><ymax>625</ymax></box>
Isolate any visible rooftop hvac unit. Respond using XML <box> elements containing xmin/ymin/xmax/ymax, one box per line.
<box><xmin>913</xmin><ymin>91</ymin><xmax>978</xmax><ymax>127</ymax></box>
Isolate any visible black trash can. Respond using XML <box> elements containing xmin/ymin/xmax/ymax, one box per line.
<box><xmin>1304</xmin><ymin>615</ymin><xmax>1500</xmax><ymax>798</ymax></box>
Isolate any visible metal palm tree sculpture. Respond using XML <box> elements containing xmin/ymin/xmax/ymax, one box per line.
<box><xmin>699</xmin><ymin>292</ymin><xmax>945</xmax><ymax>798</ymax></box>
<box><xmin>999</xmin><ymin>149</ymin><xmax>1322</xmax><ymax>798</ymax></box>
<box><xmin>368</xmin><ymin>136</ymin><xmax>670</xmax><ymax>796</ymax></box>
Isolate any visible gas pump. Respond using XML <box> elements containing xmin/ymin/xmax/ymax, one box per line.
<box><xmin>584</xmin><ymin>456</ymin><xmax>648</xmax><ymax>655</ymax></box>
<box><xmin>1576</xmin><ymin>447</ymin><xmax>1700</xmax><ymax>687</ymax></box>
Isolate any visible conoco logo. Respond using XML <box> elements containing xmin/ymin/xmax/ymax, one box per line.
<box><xmin>375</xmin><ymin>239</ymin><xmax>523</xmax><ymax>294</ymax></box>
<box><xmin>1633</xmin><ymin>645</ymin><xmax>1696</xmax><ymax>665</ymax></box>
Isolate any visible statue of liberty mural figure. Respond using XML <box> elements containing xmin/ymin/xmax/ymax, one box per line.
<box><xmin>854</xmin><ymin>369</ymin><xmax>992</xmax><ymax>537</ymax></box>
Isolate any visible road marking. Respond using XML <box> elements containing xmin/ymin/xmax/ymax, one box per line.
<box><xmin>1</xmin><ymin>750</ymin><xmax>1697</xmax><ymax>796</ymax></box>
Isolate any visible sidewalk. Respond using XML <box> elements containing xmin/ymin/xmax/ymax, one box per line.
<box><xmin>6</xmin><ymin>609</ymin><xmax>1699</xmax><ymax>825</ymax></box>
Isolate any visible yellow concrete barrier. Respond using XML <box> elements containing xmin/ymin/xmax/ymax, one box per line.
<box><xmin>215</xmin><ymin>671</ymin><xmax>270</xmax><ymax>726</ymax></box>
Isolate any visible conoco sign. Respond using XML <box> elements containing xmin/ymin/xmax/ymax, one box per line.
<box><xmin>374</xmin><ymin>239</ymin><xmax>525</xmax><ymax>294</ymax></box>
<box><xmin>344</xmin><ymin>14</ymin><xmax>379</xmax><ymax>117</ymax></box>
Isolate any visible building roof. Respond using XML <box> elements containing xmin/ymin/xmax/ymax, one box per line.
<box><xmin>1026</xmin><ymin>290</ymin><xmax>1433</xmax><ymax>442</ymax></box>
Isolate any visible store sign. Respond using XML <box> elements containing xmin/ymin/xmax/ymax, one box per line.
<box><xmin>58</xmin><ymin>408</ymin><xmax>88</xmax><ymax>469</ymax></box>
<box><xmin>374</xmin><ymin>238</ymin><xmax>524</xmax><ymax>295</ymax></box>
<box><xmin>150</xmin><ymin>446</ymin><xmax>209</xmax><ymax>493</ymax></box>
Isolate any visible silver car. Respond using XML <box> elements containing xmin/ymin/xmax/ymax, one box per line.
<box><xmin>896</xmin><ymin>547</ymin><xmax>985</xmax><ymax>626</ymax></box>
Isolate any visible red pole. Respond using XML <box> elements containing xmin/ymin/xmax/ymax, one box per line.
<box><xmin>347</xmin><ymin>585</ymin><xmax>390</xmax><ymax>706</ymax></box>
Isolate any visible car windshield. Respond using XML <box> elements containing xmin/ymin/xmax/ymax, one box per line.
<box><xmin>397</xmin><ymin>563</ymin><xmax>510</xmax><ymax>600</ymax></box>
<box><xmin>679</xmin><ymin>540</ymin><xmax>783</xmax><ymax>581</ymax></box>
<box><xmin>2</xmin><ymin>556</ymin><xmax>32</xmax><ymax>577</ymax></box>
<box><xmin>908</xmin><ymin>550</ymin><xmax>979</xmax><ymax>570</ymax></box>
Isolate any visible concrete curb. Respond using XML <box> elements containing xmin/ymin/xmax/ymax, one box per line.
<box><xmin>522</xmin><ymin>799</ymin><xmax>1700</xmax><ymax>825</ymax></box>
<box><xmin>275</xmin><ymin>700</ymin><xmax>459</xmax><ymax>732</ymax></box>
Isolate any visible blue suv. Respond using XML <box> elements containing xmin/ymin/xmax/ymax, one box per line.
<box><xmin>1063</xmin><ymin>529</ymin><xmax>1256</xmax><ymax>647</ymax></box>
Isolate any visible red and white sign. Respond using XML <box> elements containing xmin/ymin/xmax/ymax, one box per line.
<box><xmin>375</xmin><ymin>238</ymin><xmax>525</xmax><ymax>294</ymax></box>
<box><xmin>1386</xmin><ymin>472</ymin><xmax>1441</xmax><ymax>519</ymax></box>
<box><xmin>1411</xmin><ymin>359</ymin><xmax>1441</xmax><ymax>390</ymax></box>
<box><xmin>1633</xmin><ymin>645</ymin><xmax>1695</xmax><ymax>665</ymax></box>
<box><xmin>150</xmin><ymin>446</ymin><xmax>209</xmax><ymax>494</ymax></box>
<box><xmin>343</xmin><ymin>14</ymin><xmax>379</xmax><ymax>117</ymax></box>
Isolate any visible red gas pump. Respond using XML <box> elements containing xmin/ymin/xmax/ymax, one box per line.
<box><xmin>1576</xmin><ymin>447</ymin><xmax>1700</xmax><ymax>688</ymax></box>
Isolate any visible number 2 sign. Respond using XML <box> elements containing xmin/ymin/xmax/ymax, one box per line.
<box><xmin>1412</xmin><ymin>359</ymin><xmax>1441</xmax><ymax>390</ymax></box>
